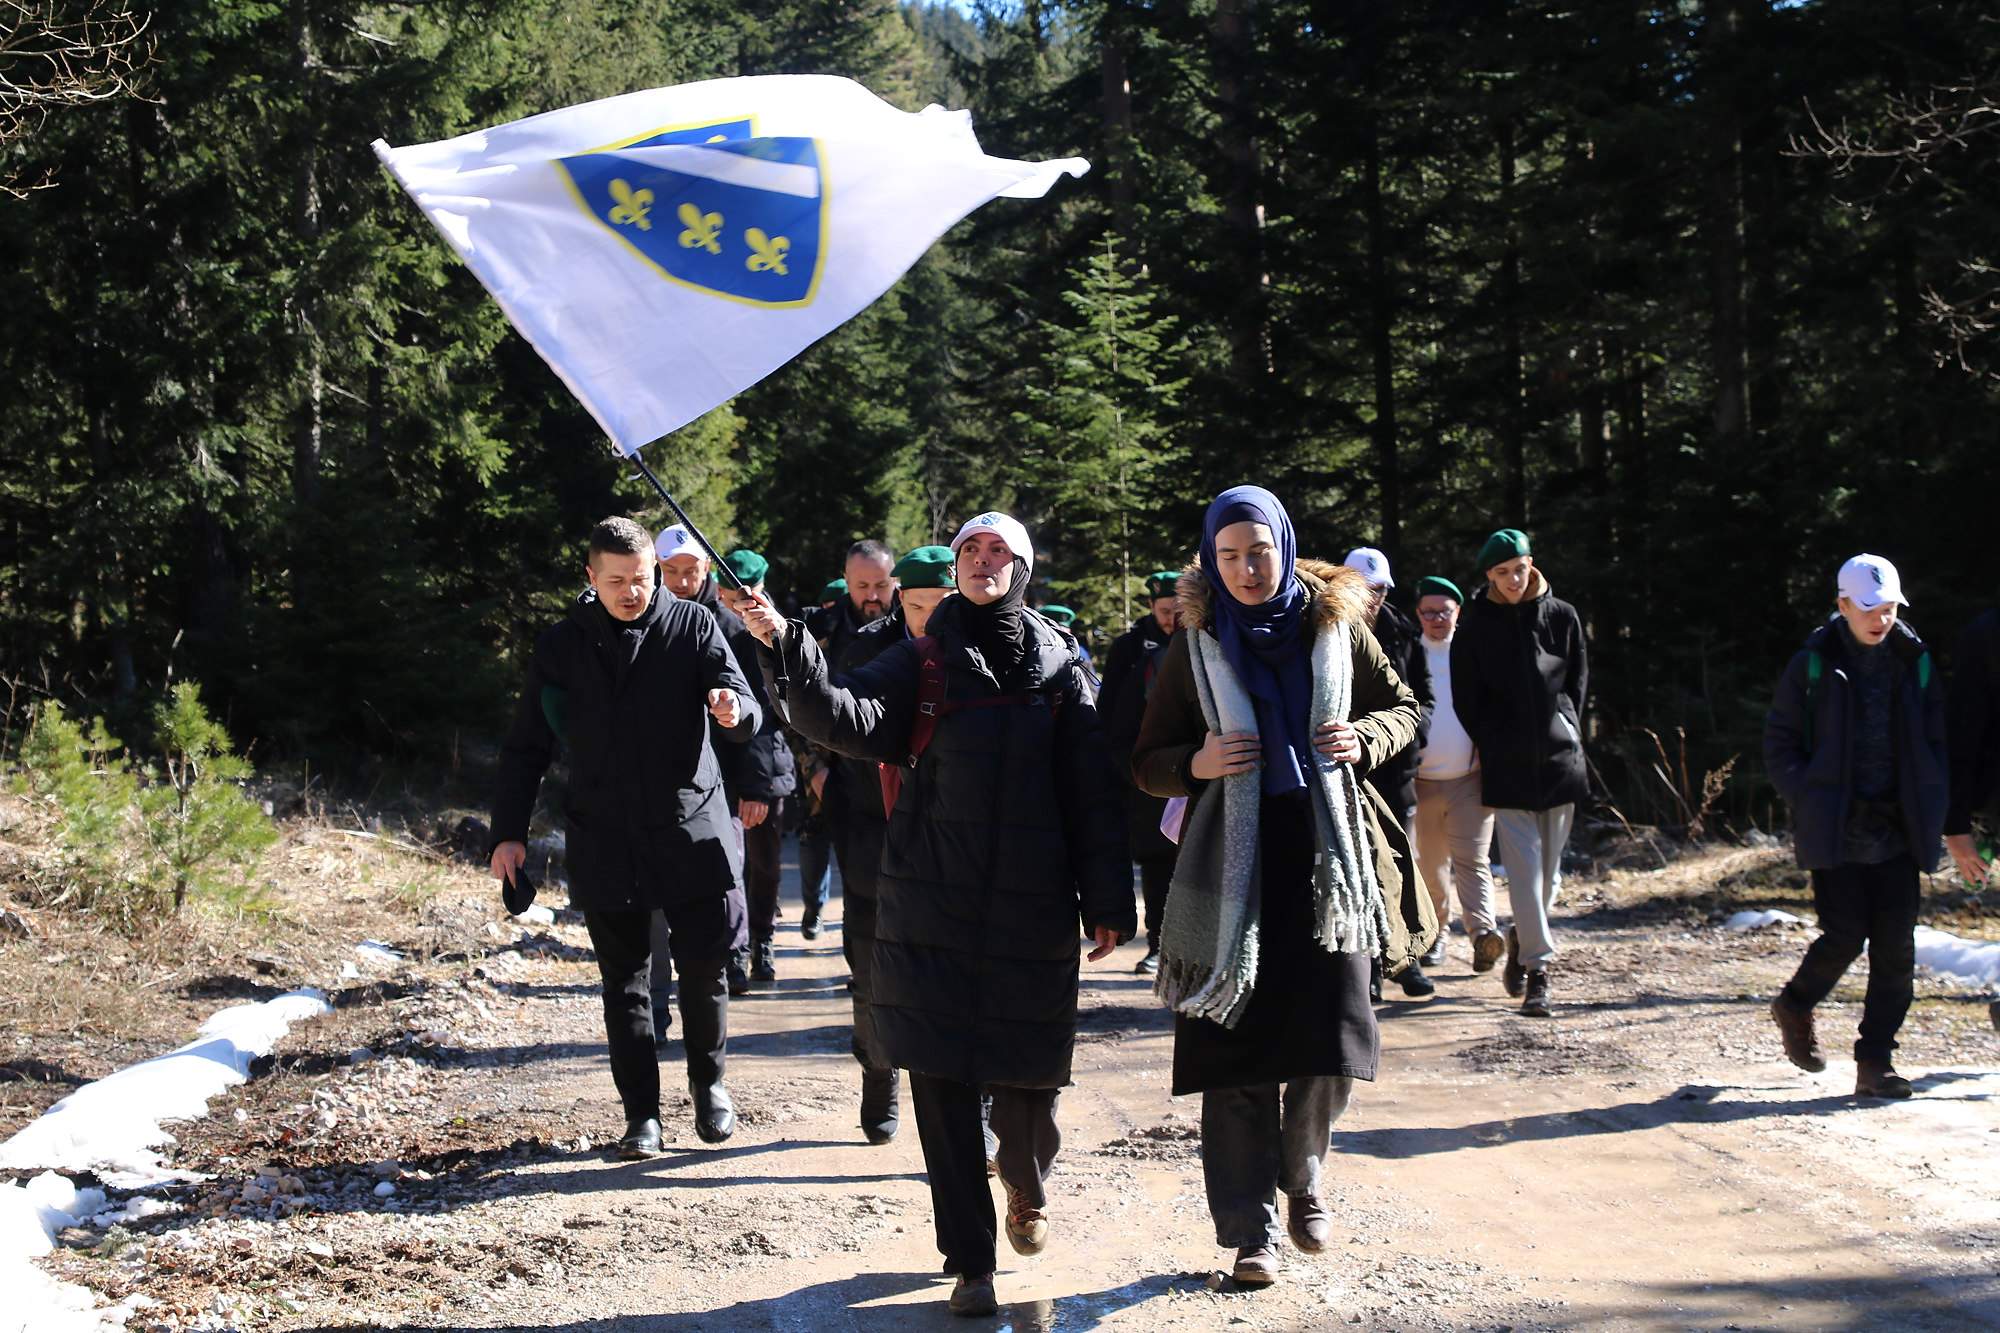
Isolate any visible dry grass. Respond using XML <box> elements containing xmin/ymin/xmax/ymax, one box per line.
<box><xmin>0</xmin><ymin>793</ymin><xmax>499</xmax><ymax>1140</ymax></box>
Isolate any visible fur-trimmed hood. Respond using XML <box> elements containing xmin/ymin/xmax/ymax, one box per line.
<box><xmin>1175</xmin><ymin>557</ymin><xmax>1377</xmax><ymax>635</ymax></box>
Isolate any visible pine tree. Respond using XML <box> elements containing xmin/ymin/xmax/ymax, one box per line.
<box><xmin>1015</xmin><ymin>233</ymin><xmax>1186</xmax><ymax>634</ymax></box>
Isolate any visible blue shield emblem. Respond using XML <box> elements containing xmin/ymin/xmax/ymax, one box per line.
<box><xmin>558</xmin><ymin>120</ymin><xmax>826</xmax><ymax>308</ymax></box>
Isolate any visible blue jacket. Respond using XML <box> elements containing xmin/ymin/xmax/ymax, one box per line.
<box><xmin>1763</xmin><ymin>618</ymin><xmax>1947</xmax><ymax>872</ymax></box>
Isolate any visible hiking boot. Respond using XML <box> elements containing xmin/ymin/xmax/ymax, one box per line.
<box><xmin>1472</xmin><ymin>930</ymin><xmax>1506</xmax><ymax>973</ymax></box>
<box><xmin>1422</xmin><ymin>936</ymin><xmax>1447</xmax><ymax>968</ymax></box>
<box><xmin>1502</xmin><ymin>927</ymin><xmax>1525</xmax><ymax>997</ymax></box>
<box><xmin>1770</xmin><ymin>992</ymin><xmax>1827</xmax><ymax>1073</ymax></box>
<box><xmin>750</xmin><ymin>939</ymin><xmax>777</xmax><ymax>984</ymax></box>
<box><xmin>1520</xmin><ymin>968</ymin><xmax>1552</xmax><ymax>1018</ymax></box>
<box><xmin>1003</xmin><ymin>1181</ymin><xmax>1049</xmax><ymax>1256</ymax></box>
<box><xmin>1396</xmin><ymin>961</ymin><xmax>1436</xmax><ymax>998</ymax></box>
<box><xmin>948</xmin><ymin>1272</ymin><xmax>998</xmax><ymax>1317</ymax></box>
<box><xmin>859</xmin><ymin>1067</ymin><xmax>900</xmax><ymax>1146</ymax></box>
<box><xmin>1286</xmin><ymin>1195</ymin><xmax>1331</xmax><ymax>1252</ymax></box>
<box><xmin>800</xmin><ymin>906</ymin><xmax>821</xmax><ymax>941</ymax></box>
<box><xmin>726</xmin><ymin>951</ymin><xmax>751</xmax><ymax>997</ymax></box>
<box><xmin>1369</xmin><ymin>958</ymin><xmax>1383</xmax><ymax>1004</ymax></box>
<box><xmin>1855</xmin><ymin>1060</ymin><xmax>1914</xmax><ymax>1099</ymax></box>
<box><xmin>691</xmin><ymin>1081</ymin><xmax>736</xmax><ymax>1144</ymax></box>
<box><xmin>615</xmin><ymin>1116</ymin><xmax>661</xmax><ymax>1160</ymax></box>
<box><xmin>1231</xmin><ymin>1244</ymin><xmax>1279</xmax><ymax>1286</ymax></box>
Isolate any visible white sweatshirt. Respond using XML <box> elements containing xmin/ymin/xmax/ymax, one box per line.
<box><xmin>1418</xmin><ymin>636</ymin><xmax>1478</xmax><ymax>781</ymax></box>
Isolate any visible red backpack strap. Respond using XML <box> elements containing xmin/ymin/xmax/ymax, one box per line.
<box><xmin>878</xmin><ymin>636</ymin><xmax>948</xmax><ymax>811</ymax></box>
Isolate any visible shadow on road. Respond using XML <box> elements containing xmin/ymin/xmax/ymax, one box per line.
<box><xmin>1336</xmin><ymin>1074</ymin><xmax>1995</xmax><ymax>1159</ymax></box>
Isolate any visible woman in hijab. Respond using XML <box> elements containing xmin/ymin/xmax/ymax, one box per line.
<box><xmin>738</xmin><ymin>511</ymin><xmax>1134</xmax><ymax>1319</ymax></box>
<box><xmin>1132</xmin><ymin>486</ymin><xmax>1429</xmax><ymax>1286</ymax></box>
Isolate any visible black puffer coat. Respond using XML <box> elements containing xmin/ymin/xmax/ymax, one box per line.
<box><xmin>762</xmin><ymin>596</ymin><xmax>1135</xmax><ymax>1088</ymax></box>
<box><xmin>1765</xmin><ymin>617</ymin><xmax>1947</xmax><ymax>872</ymax></box>
<box><xmin>1449</xmin><ymin>568</ymin><xmax>1589</xmax><ymax>812</ymax></box>
<box><xmin>1364</xmin><ymin>600</ymin><xmax>1433</xmax><ymax>817</ymax></box>
<box><xmin>491</xmin><ymin>590</ymin><xmax>759</xmax><ymax>911</ymax></box>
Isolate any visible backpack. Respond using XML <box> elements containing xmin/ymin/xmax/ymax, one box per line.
<box><xmin>877</xmin><ymin>636</ymin><xmax>1063</xmax><ymax>812</ymax></box>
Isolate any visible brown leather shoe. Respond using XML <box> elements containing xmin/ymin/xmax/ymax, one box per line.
<box><xmin>1286</xmin><ymin>1195</ymin><xmax>1331</xmax><ymax>1252</ymax></box>
<box><xmin>1003</xmin><ymin>1181</ymin><xmax>1049</xmax><ymax>1256</ymax></box>
<box><xmin>1232</xmin><ymin>1244</ymin><xmax>1279</xmax><ymax>1286</ymax></box>
<box><xmin>1855</xmin><ymin>1060</ymin><xmax>1914</xmax><ymax>1099</ymax></box>
<box><xmin>1472</xmin><ymin>930</ymin><xmax>1506</xmax><ymax>973</ymax></box>
<box><xmin>1771</xmin><ymin>993</ymin><xmax>1827</xmax><ymax>1073</ymax></box>
<box><xmin>948</xmin><ymin>1272</ymin><xmax>998</xmax><ymax>1317</ymax></box>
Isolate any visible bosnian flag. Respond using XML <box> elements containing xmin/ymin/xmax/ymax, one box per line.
<box><xmin>373</xmin><ymin>75</ymin><xmax>1088</xmax><ymax>454</ymax></box>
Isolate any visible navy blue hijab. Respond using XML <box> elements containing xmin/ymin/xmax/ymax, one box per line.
<box><xmin>1200</xmin><ymin>486</ymin><xmax>1314</xmax><ymax>795</ymax></box>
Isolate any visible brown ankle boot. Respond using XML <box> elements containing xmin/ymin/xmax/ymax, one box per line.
<box><xmin>1770</xmin><ymin>993</ymin><xmax>1827</xmax><ymax>1073</ymax></box>
<box><xmin>1855</xmin><ymin>1060</ymin><xmax>1913</xmax><ymax>1099</ymax></box>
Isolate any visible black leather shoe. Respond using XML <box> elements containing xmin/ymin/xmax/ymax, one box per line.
<box><xmin>860</xmin><ymin>1067</ymin><xmax>900</xmax><ymax>1145</ymax></box>
<box><xmin>800</xmin><ymin>908</ymin><xmax>821</xmax><ymax>941</ymax></box>
<box><xmin>726</xmin><ymin>951</ymin><xmax>751</xmax><ymax>997</ymax></box>
<box><xmin>616</xmin><ymin>1116</ymin><xmax>662</xmax><ymax>1159</ymax></box>
<box><xmin>1396</xmin><ymin>961</ymin><xmax>1436</xmax><ymax>998</ymax></box>
<box><xmin>1503</xmin><ymin>927</ymin><xmax>1525</xmax><ymax>998</ymax></box>
<box><xmin>692</xmin><ymin>1082</ymin><xmax>736</xmax><ymax>1143</ymax></box>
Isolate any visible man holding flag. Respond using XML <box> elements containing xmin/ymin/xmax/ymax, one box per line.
<box><xmin>490</xmin><ymin>516</ymin><xmax>758</xmax><ymax>1155</ymax></box>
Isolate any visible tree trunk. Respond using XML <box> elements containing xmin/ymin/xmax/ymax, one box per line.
<box><xmin>1213</xmin><ymin>0</ymin><xmax>1269</xmax><ymax>379</ymax></box>
<box><xmin>1100</xmin><ymin>0</ymin><xmax>1135</xmax><ymax>243</ymax></box>
<box><xmin>1496</xmin><ymin>117</ymin><xmax>1526</xmax><ymax>523</ymax></box>
<box><xmin>291</xmin><ymin>0</ymin><xmax>322</xmax><ymax>510</ymax></box>
<box><xmin>1706</xmin><ymin>0</ymin><xmax>1749</xmax><ymax>453</ymax></box>
<box><xmin>1362</xmin><ymin>94</ymin><xmax>1399</xmax><ymax>552</ymax></box>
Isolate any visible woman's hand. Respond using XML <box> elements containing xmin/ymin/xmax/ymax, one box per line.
<box><xmin>1315</xmin><ymin>719</ymin><xmax>1361</xmax><ymax>765</ymax></box>
<box><xmin>738</xmin><ymin>589</ymin><xmax>786</xmax><ymax>646</ymax></box>
<box><xmin>1190</xmin><ymin>729</ymin><xmax>1260</xmax><ymax>780</ymax></box>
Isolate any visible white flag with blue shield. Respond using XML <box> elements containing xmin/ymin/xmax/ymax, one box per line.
<box><xmin>373</xmin><ymin>75</ymin><xmax>1088</xmax><ymax>454</ymax></box>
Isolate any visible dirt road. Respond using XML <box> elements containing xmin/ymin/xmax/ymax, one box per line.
<box><xmin>44</xmin><ymin>843</ymin><xmax>2000</xmax><ymax>1331</ymax></box>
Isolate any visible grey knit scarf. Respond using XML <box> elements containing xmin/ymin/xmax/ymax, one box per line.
<box><xmin>1154</xmin><ymin>622</ymin><xmax>1387</xmax><ymax>1029</ymax></box>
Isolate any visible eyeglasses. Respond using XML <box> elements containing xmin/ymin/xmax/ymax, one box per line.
<box><xmin>1418</xmin><ymin>608</ymin><xmax>1457</xmax><ymax>621</ymax></box>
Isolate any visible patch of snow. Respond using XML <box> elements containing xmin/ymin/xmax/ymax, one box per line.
<box><xmin>516</xmin><ymin>903</ymin><xmax>555</xmax><ymax>925</ymax></box>
<box><xmin>0</xmin><ymin>989</ymin><xmax>331</xmax><ymax>1187</ymax></box>
<box><xmin>1724</xmin><ymin>909</ymin><xmax>1810</xmax><ymax>931</ymax></box>
<box><xmin>88</xmin><ymin>1195</ymin><xmax>176</xmax><ymax>1228</ymax></box>
<box><xmin>0</xmin><ymin>1173</ymin><xmax>133</xmax><ymax>1332</ymax></box>
<box><xmin>1914</xmin><ymin>926</ymin><xmax>2000</xmax><ymax>989</ymax></box>
<box><xmin>354</xmin><ymin>939</ymin><xmax>404</xmax><ymax>966</ymax></box>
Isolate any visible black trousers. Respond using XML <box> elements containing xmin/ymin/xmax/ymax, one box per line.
<box><xmin>744</xmin><ymin>797</ymin><xmax>786</xmax><ymax>942</ymax></box>
<box><xmin>908</xmin><ymin>1074</ymin><xmax>1061</xmax><ymax>1278</ymax></box>
<box><xmin>1138</xmin><ymin>855</ymin><xmax>1175</xmax><ymax>941</ymax></box>
<box><xmin>1782</xmin><ymin>854</ymin><xmax>1921</xmax><ymax>1063</ymax></box>
<box><xmin>836</xmin><ymin>815</ymin><xmax>891</xmax><ymax>1071</ymax></box>
<box><xmin>585</xmin><ymin>904</ymin><xmax>731</xmax><ymax>1120</ymax></box>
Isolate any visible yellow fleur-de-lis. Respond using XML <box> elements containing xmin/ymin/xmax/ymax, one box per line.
<box><xmin>744</xmin><ymin>228</ymin><xmax>790</xmax><ymax>276</ymax></box>
<box><xmin>607</xmin><ymin>179</ymin><xmax>654</xmax><ymax>230</ymax></box>
<box><xmin>677</xmin><ymin>202</ymin><xmax>723</xmax><ymax>255</ymax></box>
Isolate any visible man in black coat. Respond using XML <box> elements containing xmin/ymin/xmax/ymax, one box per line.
<box><xmin>1450</xmin><ymin>529</ymin><xmax>1587</xmax><ymax>1018</ymax></box>
<box><xmin>1098</xmin><ymin>569</ymin><xmax>1183</xmax><ymax>974</ymax></box>
<box><xmin>1344</xmin><ymin>548</ymin><xmax>1437</xmax><ymax>996</ymax></box>
<box><xmin>489</xmin><ymin>517</ymin><xmax>760</xmax><ymax>1157</ymax></box>
<box><xmin>1946</xmin><ymin>606</ymin><xmax>2000</xmax><ymax>888</ymax></box>
<box><xmin>1764</xmin><ymin>554</ymin><xmax>1947</xmax><ymax>1098</ymax></box>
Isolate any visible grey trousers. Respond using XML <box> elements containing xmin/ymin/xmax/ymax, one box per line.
<box><xmin>1491</xmin><ymin>803</ymin><xmax>1576</xmax><ymax>969</ymax></box>
<box><xmin>1201</xmin><ymin>1076</ymin><xmax>1353</xmax><ymax>1249</ymax></box>
<box><xmin>1414</xmin><ymin>772</ymin><xmax>1499</xmax><ymax>937</ymax></box>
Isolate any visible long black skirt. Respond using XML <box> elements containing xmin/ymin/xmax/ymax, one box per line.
<box><xmin>1171</xmin><ymin>790</ymin><xmax>1380</xmax><ymax>1096</ymax></box>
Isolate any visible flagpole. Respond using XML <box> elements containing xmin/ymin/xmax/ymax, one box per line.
<box><xmin>628</xmin><ymin>451</ymin><xmax>749</xmax><ymax>593</ymax></box>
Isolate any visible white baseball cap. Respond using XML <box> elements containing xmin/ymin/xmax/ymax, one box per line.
<box><xmin>1837</xmin><ymin>553</ymin><xmax>1908</xmax><ymax>610</ymax></box>
<box><xmin>655</xmin><ymin>526</ymin><xmax>703</xmax><ymax>562</ymax></box>
<box><xmin>951</xmin><ymin>511</ymin><xmax>1035</xmax><ymax>576</ymax></box>
<box><xmin>1343</xmin><ymin>547</ymin><xmax>1394</xmax><ymax>589</ymax></box>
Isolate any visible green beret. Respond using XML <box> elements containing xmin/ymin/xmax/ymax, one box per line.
<box><xmin>819</xmin><ymin>577</ymin><xmax>847</xmax><ymax>602</ymax></box>
<box><xmin>891</xmin><ymin>545</ymin><xmax>956</xmax><ymax>590</ymax></box>
<box><xmin>1144</xmin><ymin>570</ymin><xmax>1179</xmax><ymax>600</ymax></box>
<box><xmin>1040</xmin><ymin>605</ymin><xmax>1077</xmax><ymax>627</ymax></box>
<box><xmin>1476</xmin><ymin>528</ymin><xmax>1532</xmax><ymax>573</ymax></box>
<box><xmin>1414</xmin><ymin>575</ymin><xmax>1463</xmax><ymax>604</ymax></box>
<box><xmin>722</xmin><ymin>548</ymin><xmax>768</xmax><ymax>587</ymax></box>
